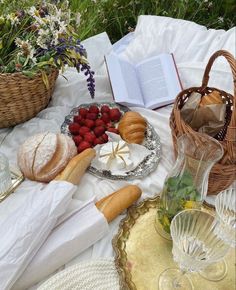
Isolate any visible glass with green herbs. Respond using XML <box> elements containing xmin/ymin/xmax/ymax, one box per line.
<box><xmin>155</xmin><ymin>134</ymin><xmax>223</xmax><ymax>240</ymax></box>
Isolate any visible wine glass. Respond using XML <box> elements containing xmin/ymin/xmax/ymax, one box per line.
<box><xmin>158</xmin><ymin>209</ymin><xmax>230</xmax><ymax>290</ymax></box>
<box><xmin>198</xmin><ymin>187</ymin><xmax>236</xmax><ymax>281</ymax></box>
<box><xmin>215</xmin><ymin>187</ymin><xmax>236</xmax><ymax>247</ymax></box>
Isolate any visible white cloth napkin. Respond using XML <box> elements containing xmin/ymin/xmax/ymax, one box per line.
<box><xmin>12</xmin><ymin>199</ymin><xmax>108</xmax><ymax>290</ymax></box>
<box><xmin>0</xmin><ymin>181</ymin><xmax>75</xmax><ymax>290</ymax></box>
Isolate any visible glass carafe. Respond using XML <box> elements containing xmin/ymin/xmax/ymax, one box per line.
<box><xmin>155</xmin><ymin>134</ymin><xmax>223</xmax><ymax>240</ymax></box>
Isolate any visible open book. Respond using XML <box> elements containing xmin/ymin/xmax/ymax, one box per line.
<box><xmin>105</xmin><ymin>52</ymin><xmax>182</xmax><ymax>109</ymax></box>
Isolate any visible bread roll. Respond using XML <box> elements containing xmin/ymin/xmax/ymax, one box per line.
<box><xmin>95</xmin><ymin>185</ymin><xmax>142</xmax><ymax>222</ymax></box>
<box><xmin>36</xmin><ymin>134</ymin><xmax>77</xmax><ymax>182</ymax></box>
<box><xmin>17</xmin><ymin>132</ymin><xmax>77</xmax><ymax>182</ymax></box>
<box><xmin>200</xmin><ymin>90</ymin><xmax>223</xmax><ymax>106</ymax></box>
<box><xmin>55</xmin><ymin>148</ymin><xmax>96</xmax><ymax>185</ymax></box>
<box><xmin>17</xmin><ymin>132</ymin><xmax>48</xmax><ymax>181</ymax></box>
<box><xmin>118</xmin><ymin>112</ymin><xmax>147</xmax><ymax>144</ymax></box>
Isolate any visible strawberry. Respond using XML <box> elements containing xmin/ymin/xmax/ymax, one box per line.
<box><xmin>78</xmin><ymin>108</ymin><xmax>88</xmax><ymax>117</ymax></box>
<box><xmin>77</xmin><ymin>141</ymin><xmax>91</xmax><ymax>153</ymax></box>
<box><xmin>86</xmin><ymin>112</ymin><xmax>97</xmax><ymax>120</ymax></box>
<box><xmin>101</xmin><ymin>105</ymin><xmax>110</xmax><ymax>114</ymax></box>
<box><xmin>89</xmin><ymin>105</ymin><xmax>99</xmax><ymax>114</ymax></box>
<box><xmin>106</xmin><ymin>122</ymin><xmax>114</xmax><ymax>128</ymax></box>
<box><xmin>93</xmin><ymin>138</ymin><xmax>104</xmax><ymax>146</ymax></box>
<box><xmin>73</xmin><ymin>116</ymin><xmax>86</xmax><ymax>126</ymax></box>
<box><xmin>73</xmin><ymin>135</ymin><xmax>83</xmax><ymax>146</ymax></box>
<box><xmin>73</xmin><ymin>115</ymin><xmax>83</xmax><ymax>124</ymax></box>
<box><xmin>95</xmin><ymin>119</ymin><xmax>105</xmax><ymax>127</ymax></box>
<box><xmin>74</xmin><ymin>117</ymin><xmax>85</xmax><ymax>126</ymax></box>
<box><xmin>84</xmin><ymin>119</ymin><xmax>95</xmax><ymax>129</ymax></box>
<box><xmin>84</xmin><ymin>132</ymin><xmax>96</xmax><ymax>144</ymax></box>
<box><xmin>109</xmin><ymin>108</ymin><xmax>122</xmax><ymax>122</ymax></box>
<box><xmin>69</xmin><ymin>122</ymin><xmax>80</xmax><ymax>134</ymax></box>
<box><xmin>107</xmin><ymin>127</ymin><xmax>119</xmax><ymax>134</ymax></box>
<box><xmin>101</xmin><ymin>113</ymin><xmax>110</xmax><ymax>123</ymax></box>
<box><xmin>94</xmin><ymin>126</ymin><xmax>106</xmax><ymax>137</ymax></box>
<box><xmin>79</xmin><ymin>126</ymin><xmax>90</xmax><ymax>136</ymax></box>
<box><xmin>101</xmin><ymin>133</ymin><xmax>108</xmax><ymax>143</ymax></box>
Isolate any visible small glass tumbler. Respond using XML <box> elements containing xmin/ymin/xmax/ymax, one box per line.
<box><xmin>0</xmin><ymin>152</ymin><xmax>12</xmax><ymax>195</ymax></box>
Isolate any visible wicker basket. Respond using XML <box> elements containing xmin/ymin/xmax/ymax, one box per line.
<box><xmin>0</xmin><ymin>69</ymin><xmax>59</xmax><ymax>128</ymax></box>
<box><xmin>170</xmin><ymin>50</ymin><xmax>236</xmax><ymax>195</ymax></box>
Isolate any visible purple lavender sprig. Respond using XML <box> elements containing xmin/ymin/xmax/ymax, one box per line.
<box><xmin>80</xmin><ymin>63</ymin><xmax>95</xmax><ymax>98</ymax></box>
<box><xmin>46</xmin><ymin>38</ymin><xmax>95</xmax><ymax>98</ymax></box>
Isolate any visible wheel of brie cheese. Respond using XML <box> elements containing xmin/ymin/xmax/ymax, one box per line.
<box><xmin>99</xmin><ymin>140</ymin><xmax>133</xmax><ymax>170</ymax></box>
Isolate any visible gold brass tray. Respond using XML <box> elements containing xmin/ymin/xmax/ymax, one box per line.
<box><xmin>0</xmin><ymin>168</ymin><xmax>24</xmax><ymax>202</ymax></box>
<box><xmin>112</xmin><ymin>196</ymin><xmax>236</xmax><ymax>290</ymax></box>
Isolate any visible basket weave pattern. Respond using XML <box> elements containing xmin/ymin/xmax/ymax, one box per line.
<box><xmin>0</xmin><ymin>69</ymin><xmax>58</xmax><ymax>128</ymax></box>
<box><xmin>170</xmin><ymin>50</ymin><xmax>236</xmax><ymax>195</ymax></box>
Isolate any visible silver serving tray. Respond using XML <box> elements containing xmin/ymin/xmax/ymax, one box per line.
<box><xmin>61</xmin><ymin>102</ymin><xmax>161</xmax><ymax>180</ymax></box>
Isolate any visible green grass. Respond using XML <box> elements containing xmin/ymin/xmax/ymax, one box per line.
<box><xmin>1</xmin><ymin>0</ymin><xmax>235</xmax><ymax>43</ymax></box>
<box><xmin>70</xmin><ymin>0</ymin><xmax>236</xmax><ymax>42</ymax></box>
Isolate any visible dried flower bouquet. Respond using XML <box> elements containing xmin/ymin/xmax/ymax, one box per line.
<box><xmin>0</xmin><ymin>1</ymin><xmax>95</xmax><ymax>97</ymax></box>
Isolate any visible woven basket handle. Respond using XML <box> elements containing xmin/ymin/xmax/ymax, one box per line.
<box><xmin>201</xmin><ymin>50</ymin><xmax>236</xmax><ymax>143</ymax></box>
<box><xmin>201</xmin><ymin>50</ymin><xmax>236</xmax><ymax>93</ymax></box>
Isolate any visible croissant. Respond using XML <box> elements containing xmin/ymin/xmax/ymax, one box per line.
<box><xmin>118</xmin><ymin>111</ymin><xmax>147</xmax><ymax>144</ymax></box>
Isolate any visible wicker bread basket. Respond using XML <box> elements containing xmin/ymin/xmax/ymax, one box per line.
<box><xmin>170</xmin><ymin>50</ymin><xmax>236</xmax><ymax>195</ymax></box>
<box><xmin>0</xmin><ymin>69</ymin><xmax>59</xmax><ymax>128</ymax></box>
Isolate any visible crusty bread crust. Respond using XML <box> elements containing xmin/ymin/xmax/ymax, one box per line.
<box><xmin>32</xmin><ymin>132</ymin><xmax>57</xmax><ymax>179</ymax></box>
<box><xmin>36</xmin><ymin>134</ymin><xmax>74</xmax><ymax>182</ymax></box>
<box><xmin>95</xmin><ymin>185</ymin><xmax>142</xmax><ymax>222</ymax></box>
<box><xmin>17</xmin><ymin>132</ymin><xmax>77</xmax><ymax>182</ymax></box>
<box><xmin>17</xmin><ymin>132</ymin><xmax>48</xmax><ymax>180</ymax></box>
<box><xmin>55</xmin><ymin>148</ymin><xmax>96</xmax><ymax>185</ymax></box>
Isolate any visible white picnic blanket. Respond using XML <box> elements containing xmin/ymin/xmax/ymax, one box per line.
<box><xmin>0</xmin><ymin>15</ymin><xmax>235</xmax><ymax>290</ymax></box>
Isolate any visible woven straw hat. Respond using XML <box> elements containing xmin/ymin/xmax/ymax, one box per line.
<box><xmin>37</xmin><ymin>259</ymin><xmax>120</xmax><ymax>290</ymax></box>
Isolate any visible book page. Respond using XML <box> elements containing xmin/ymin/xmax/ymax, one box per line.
<box><xmin>162</xmin><ymin>54</ymin><xmax>182</xmax><ymax>99</ymax></box>
<box><xmin>136</xmin><ymin>54</ymin><xmax>181</xmax><ymax>109</ymax></box>
<box><xmin>105</xmin><ymin>53</ymin><xmax>144</xmax><ymax>107</ymax></box>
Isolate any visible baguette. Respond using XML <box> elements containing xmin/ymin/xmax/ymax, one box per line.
<box><xmin>95</xmin><ymin>185</ymin><xmax>142</xmax><ymax>222</ymax></box>
<box><xmin>54</xmin><ymin>148</ymin><xmax>96</xmax><ymax>185</ymax></box>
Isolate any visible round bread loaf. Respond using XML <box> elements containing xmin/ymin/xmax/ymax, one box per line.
<box><xmin>18</xmin><ymin>132</ymin><xmax>77</xmax><ymax>182</ymax></box>
<box><xmin>118</xmin><ymin>111</ymin><xmax>147</xmax><ymax>144</ymax></box>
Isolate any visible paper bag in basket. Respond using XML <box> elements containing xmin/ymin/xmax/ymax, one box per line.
<box><xmin>180</xmin><ymin>91</ymin><xmax>226</xmax><ymax>137</ymax></box>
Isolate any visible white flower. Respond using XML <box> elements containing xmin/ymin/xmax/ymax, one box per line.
<box><xmin>218</xmin><ymin>16</ymin><xmax>224</xmax><ymax>23</ymax></box>
<box><xmin>28</xmin><ymin>6</ymin><xmax>38</xmax><ymax>17</ymax></box>
<box><xmin>37</xmin><ymin>29</ymin><xmax>50</xmax><ymax>49</ymax></box>
<box><xmin>75</xmin><ymin>12</ymin><xmax>81</xmax><ymax>26</ymax></box>
<box><xmin>15</xmin><ymin>37</ymin><xmax>23</xmax><ymax>48</ymax></box>
<box><xmin>58</xmin><ymin>20</ymin><xmax>67</xmax><ymax>34</ymax></box>
<box><xmin>15</xmin><ymin>38</ymin><xmax>35</xmax><ymax>64</ymax></box>
<box><xmin>28</xmin><ymin>6</ymin><xmax>45</xmax><ymax>25</ymax></box>
<box><xmin>6</xmin><ymin>13</ymin><xmax>19</xmax><ymax>25</ymax></box>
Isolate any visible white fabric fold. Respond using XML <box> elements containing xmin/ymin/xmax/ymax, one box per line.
<box><xmin>0</xmin><ymin>181</ymin><xmax>76</xmax><ymax>290</ymax></box>
<box><xmin>12</xmin><ymin>201</ymin><xmax>108</xmax><ymax>290</ymax></box>
<box><xmin>120</xmin><ymin>16</ymin><xmax>235</xmax><ymax>96</ymax></box>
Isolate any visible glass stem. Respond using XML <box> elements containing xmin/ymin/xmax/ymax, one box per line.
<box><xmin>172</xmin><ymin>270</ymin><xmax>187</xmax><ymax>288</ymax></box>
